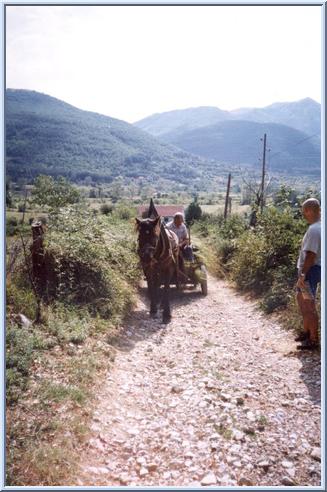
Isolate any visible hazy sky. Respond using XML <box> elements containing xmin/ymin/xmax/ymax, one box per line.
<box><xmin>6</xmin><ymin>4</ymin><xmax>322</xmax><ymax>123</ymax></box>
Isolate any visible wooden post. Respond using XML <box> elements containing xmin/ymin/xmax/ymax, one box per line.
<box><xmin>21</xmin><ymin>186</ymin><xmax>28</xmax><ymax>224</ymax></box>
<box><xmin>31</xmin><ymin>221</ymin><xmax>46</xmax><ymax>294</ymax></box>
<box><xmin>228</xmin><ymin>196</ymin><xmax>232</xmax><ymax>215</ymax></box>
<box><xmin>224</xmin><ymin>173</ymin><xmax>232</xmax><ymax>220</ymax></box>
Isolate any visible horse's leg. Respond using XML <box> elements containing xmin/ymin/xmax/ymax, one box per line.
<box><xmin>162</xmin><ymin>266</ymin><xmax>172</xmax><ymax>324</ymax></box>
<box><xmin>148</xmin><ymin>273</ymin><xmax>158</xmax><ymax>318</ymax></box>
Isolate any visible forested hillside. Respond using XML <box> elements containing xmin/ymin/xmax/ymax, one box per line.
<box><xmin>6</xmin><ymin>90</ymin><xmax>210</xmax><ymax>184</ymax></box>
<box><xmin>6</xmin><ymin>90</ymin><xmax>321</xmax><ymax>185</ymax></box>
<box><xmin>160</xmin><ymin>120</ymin><xmax>320</xmax><ymax>176</ymax></box>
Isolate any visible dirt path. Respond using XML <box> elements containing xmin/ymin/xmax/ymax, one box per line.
<box><xmin>71</xmin><ymin>275</ymin><xmax>321</xmax><ymax>487</ymax></box>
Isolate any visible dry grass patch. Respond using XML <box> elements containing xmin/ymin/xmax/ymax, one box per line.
<box><xmin>6</xmin><ymin>319</ymin><xmax>119</xmax><ymax>486</ymax></box>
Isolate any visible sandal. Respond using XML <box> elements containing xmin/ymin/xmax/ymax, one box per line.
<box><xmin>297</xmin><ymin>340</ymin><xmax>319</xmax><ymax>351</ymax></box>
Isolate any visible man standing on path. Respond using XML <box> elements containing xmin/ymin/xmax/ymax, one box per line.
<box><xmin>296</xmin><ymin>198</ymin><xmax>321</xmax><ymax>351</ymax></box>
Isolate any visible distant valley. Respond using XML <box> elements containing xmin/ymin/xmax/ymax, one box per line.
<box><xmin>134</xmin><ymin>98</ymin><xmax>321</xmax><ymax>176</ymax></box>
<box><xmin>6</xmin><ymin>90</ymin><xmax>321</xmax><ymax>190</ymax></box>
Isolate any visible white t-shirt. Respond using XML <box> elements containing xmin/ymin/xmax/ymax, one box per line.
<box><xmin>297</xmin><ymin>221</ymin><xmax>321</xmax><ymax>270</ymax></box>
<box><xmin>167</xmin><ymin>221</ymin><xmax>188</xmax><ymax>244</ymax></box>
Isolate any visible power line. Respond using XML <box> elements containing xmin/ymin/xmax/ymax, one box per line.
<box><xmin>269</xmin><ymin>132</ymin><xmax>320</xmax><ymax>160</ymax></box>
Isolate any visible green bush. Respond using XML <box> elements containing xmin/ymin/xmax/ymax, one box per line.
<box><xmin>230</xmin><ymin>207</ymin><xmax>306</xmax><ymax>301</ymax></box>
<box><xmin>185</xmin><ymin>199</ymin><xmax>202</xmax><ymax>225</ymax></box>
<box><xmin>196</xmin><ymin>213</ymin><xmax>247</xmax><ymax>241</ymax></box>
<box><xmin>194</xmin><ymin>213</ymin><xmax>247</xmax><ymax>272</ymax></box>
<box><xmin>230</xmin><ymin>231</ymin><xmax>270</xmax><ymax>293</ymax></box>
<box><xmin>6</xmin><ymin>283</ymin><xmax>37</xmax><ymax>320</ymax></box>
<box><xmin>100</xmin><ymin>203</ymin><xmax>114</xmax><ymax>215</ymax></box>
<box><xmin>31</xmin><ymin>175</ymin><xmax>80</xmax><ymax>210</ymax></box>
<box><xmin>6</xmin><ymin>217</ymin><xmax>18</xmax><ymax>236</ymax></box>
<box><xmin>113</xmin><ymin>205</ymin><xmax>135</xmax><ymax>221</ymax></box>
<box><xmin>45</xmin><ymin>304</ymin><xmax>90</xmax><ymax>344</ymax></box>
<box><xmin>6</xmin><ymin>217</ymin><xmax>32</xmax><ymax>237</ymax></box>
<box><xmin>42</xmin><ymin>206</ymin><xmax>140</xmax><ymax>320</ymax></box>
<box><xmin>195</xmin><ymin>200</ymin><xmax>308</xmax><ymax>314</ymax></box>
<box><xmin>6</xmin><ymin>322</ymin><xmax>46</xmax><ymax>404</ymax></box>
<box><xmin>260</xmin><ymin>267</ymin><xmax>294</xmax><ymax>313</ymax></box>
<box><xmin>7</xmin><ymin>216</ymin><xmax>18</xmax><ymax>227</ymax></box>
<box><xmin>215</xmin><ymin>238</ymin><xmax>237</xmax><ymax>267</ymax></box>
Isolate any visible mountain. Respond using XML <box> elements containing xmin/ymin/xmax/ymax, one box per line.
<box><xmin>231</xmin><ymin>98</ymin><xmax>321</xmax><ymax>137</ymax></box>
<box><xmin>134</xmin><ymin>106</ymin><xmax>232</xmax><ymax>137</ymax></box>
<box><xmin>5</xmin><ymin>89</ymin><xmax>212</xmax><ymax>184</ymax></box>
<box><xmin>135</xmin><ymin>98</ymin><xmax>321</xmax><ymax>141</ymax></box>
<box><xmin>160</xmin><ymin>120</ymin><xmax>321</xmax><ymax>176</ymax></box>
<box><xmin>6</xmin><ymin>90</ymin><xmax>321</xmax><ymax>186</ymax></box>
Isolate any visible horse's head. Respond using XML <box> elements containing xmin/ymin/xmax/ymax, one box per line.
<box><xmin>135</xmin><ymin>216</ymin><xmax>161</xmax><ymax>264</ymax></box>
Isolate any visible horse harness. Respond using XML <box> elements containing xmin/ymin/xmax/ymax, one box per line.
<box><xmin>138</xmin><ymin>225</ymin><xmax>178</xmax><ymax>271</ymax></box>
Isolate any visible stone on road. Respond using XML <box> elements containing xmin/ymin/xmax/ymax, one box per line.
<box><xmin>71</xmin><ymin>275</ymin><xmax>321</xmax><ymax>487</ymax></box>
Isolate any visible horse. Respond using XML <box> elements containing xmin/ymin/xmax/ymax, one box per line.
<box><xmin>135</xmin><ymin>216</ymin><xmax>179</xmax><ymax>324</ymax></box>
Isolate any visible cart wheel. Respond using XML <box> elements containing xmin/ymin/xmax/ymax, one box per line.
<box><xmin>200</xmin><ymin>265</ymin><xmax>208</xmax><ymax>296</ymax></box>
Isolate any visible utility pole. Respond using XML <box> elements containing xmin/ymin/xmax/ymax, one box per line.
<box><xmin>224</xmin><ymin>173</ymin><xmax>232</xmax><ymax>220</ymax></box>
<box><xmin>260</xmin><ymin>133</ymin><xmax>267</xmax><ymax>213</ymax></box>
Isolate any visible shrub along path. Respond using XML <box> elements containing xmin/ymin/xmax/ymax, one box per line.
<box><xmin>72</xmin><ymin>275</ymin><xmax>321</xmax><ymax>487</ymax></box>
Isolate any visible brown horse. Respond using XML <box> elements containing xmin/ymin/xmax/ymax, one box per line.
<box><xmin>135</xmin><ymin>216</ymin><xmax>179</xmax><ymax>324</ymax></box>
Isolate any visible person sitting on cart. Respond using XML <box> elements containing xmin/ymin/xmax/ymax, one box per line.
<box><xmin>167</xmin><ymin>212</ymin><xmax>194</xmax><ymax>262</ymax></box>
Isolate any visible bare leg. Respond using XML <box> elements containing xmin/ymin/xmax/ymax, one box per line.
<box><xmin>297</xmin><ymin>292</ymin><xmax>319</xmax><ymax>343</ymax></box>
<box><xmin>296</xmin><ymin>292</ymin><xmax>310</xmax><ymax>335</ymax></box>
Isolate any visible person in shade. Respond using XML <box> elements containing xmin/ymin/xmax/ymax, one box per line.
<box><xmin>167</xmin><ymin>212</ymin><xmax>194</xmax><ymax>263</ymax></box>
<box><xmin>295</xmin><ymin>198</ymin><xmax>321</xmax><ymax>350</ymax></box>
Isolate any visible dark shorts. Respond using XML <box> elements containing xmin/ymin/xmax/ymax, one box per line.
<box><xmin>304</xmin><ymin>265</ymin><xmax>321</xmax><ymax>298</ymax></box>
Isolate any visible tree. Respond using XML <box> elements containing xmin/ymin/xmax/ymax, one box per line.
<box><xmin>31</xmin><ymin>175</ymin><xmax>80</xmax><ymax>209</ymax></box>
<box><xmin>273</xmin><ymin>185</ymin><xmax>299</xmax><ymax>209</ymax></box>
<box><xmin>240</xmin><ymin>168</ymin><xmax>272</xmax><ymax>226</ymax></box>
<box><xmin>185</xmin><ymin>197</ymin><xmax>202</xmax><ymax>226</ymax></box>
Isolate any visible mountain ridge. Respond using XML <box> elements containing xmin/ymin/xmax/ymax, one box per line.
<box><xmin>6</xmin><ymin>89</ymin><xmax>214</xmax><ymax>185</ymax></box>
<box><xmin>134</xmin><ymin>97</ymin><xmax>321</xmax><ymax>139</ymax></box>
<box><xmin>160</xmin><ymin>119</ymin><xmax>320</xmax><ymax>176</ymax></box>
<box><xmin>6</xmin><ymin>89</ymin><xmax>321</xmax><ymax>185</ymax></box>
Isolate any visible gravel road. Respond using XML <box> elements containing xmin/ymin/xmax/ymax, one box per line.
<box><xmin>73</xmin><ymin>275</ymin><xmax>321</xmax><ymax>487</ymax></box>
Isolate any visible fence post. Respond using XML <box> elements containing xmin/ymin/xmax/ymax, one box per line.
<box><xmin>31</xmin><ymin>221</ymin><xmax>46</xmax><ymax>294</ymax></box>
<box><xmin>224</xmin><ymin>173</ymin><xmax>232</xmax><ymax>220</ymax></box>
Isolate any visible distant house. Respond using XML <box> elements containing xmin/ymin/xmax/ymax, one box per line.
<box><xmin>137</xmin><ymin>204</ymin><xmax>185</xmax><ymax>224</ymax></box>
